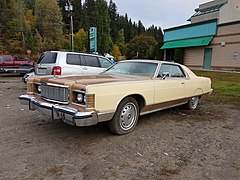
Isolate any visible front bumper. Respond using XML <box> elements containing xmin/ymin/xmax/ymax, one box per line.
<box><xmin>19</xmin><ymin>94</ymin><xmax>98</xmax><ymax>127</ymax></box>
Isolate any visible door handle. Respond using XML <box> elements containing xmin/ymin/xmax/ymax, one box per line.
<box><xmin>83</xmin><ymin>67</ymin><xmax>87</xmax><ymax>70</ymax></box>
<box><xmin>181</xmin><ymin>82</ymin><xmax>185</xmax><ymax>85</ymax></box>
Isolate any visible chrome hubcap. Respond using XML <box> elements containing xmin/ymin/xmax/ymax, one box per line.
<box><xmin>120</xmin><ymin>102</ymin><xmax>137</xmax><ymax>130</ymax></box>
<box><xmin>190</xmin><ymin>96</ymin><xmax>199</xmax><ymax>109</ymax></box>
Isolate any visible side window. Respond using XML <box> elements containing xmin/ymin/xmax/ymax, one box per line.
<box><xmin>170</xmin><ymin>65</ymin><xmax>185</xmax><ymax>78</ymax></box>
<box><xmin>5</xmin><ymin>55</ymin><xmax>12</xmax><ymax>61</ymax></box>
<box><xmin>159</xmin><ymin>64</ymin><xmax>185</xmax><ymax>78</ymax></box>
<box><xmin>80</xmin><ymin>56</ymin><xmax>87</xmax><ymax>66</ymax></box>
<box><xmin>84</xmin><ymin>56</ymin><xmax>100</xmax><ymax>67</ymax></box>
<box><xmin>99</xmin><ymin>57</ymin><xmax>112</xmax><ymax>68</ymax></box>
<box><xmin>66</xmin><ymin>54</ymin><xmax>81</xmax><ymax>65</ymax></box>
<box><xmin>159</xmin><ymin>64</ymin><xmax>171</xmax><ymax>78</ymax></box>
<box><xmin>0</xmin><ymin>56</ymin><xmax>3</xmax><ymax>62</ymax></box>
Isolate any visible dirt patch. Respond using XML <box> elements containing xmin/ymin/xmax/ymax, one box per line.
<box><xmin>0</xmin><ymin>78</ymin><xmax>240</xmax><ymax>179</ymax></box>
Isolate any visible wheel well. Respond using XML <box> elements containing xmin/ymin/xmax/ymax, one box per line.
<box><xmin>126</xmin><ymin>94</ymin><xmax>146</xmax><ymax>111</ymax></box>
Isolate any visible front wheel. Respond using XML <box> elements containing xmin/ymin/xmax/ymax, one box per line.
<box><xmin>185</xmin><ymin>96</ymin><xmax>199</xmax><ymax>110</ymax></box>
<box><xmin>108</xmin><ymin>97</ymin><xmax>139</xmax><ymax>135</ymax></box>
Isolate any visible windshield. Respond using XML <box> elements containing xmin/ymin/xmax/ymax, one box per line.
<box><xmin>103</xmin><ymin>61</ymin><xmax>158</xmax><ymax>77</ymax></box>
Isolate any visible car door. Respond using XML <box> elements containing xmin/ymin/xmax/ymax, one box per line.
<box><xmin>3</xmin><ymin>55</ymin><xmax>14</xmax><ymax>68</ymax></box>
<box><xmin>154</xmin><ymin>63</ymin><xmax>188</xmax><ymax>104</ymax></box>
<box><xmin>81</xmin><ymin>55</ymin><xmax>103</xmax><ymax>75</ymax></box>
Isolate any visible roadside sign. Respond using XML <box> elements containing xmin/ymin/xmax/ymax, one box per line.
<box><xmin>89</xmin><ymin>27</ymin><xmax>97</xmax><ymax>53</ymax></box>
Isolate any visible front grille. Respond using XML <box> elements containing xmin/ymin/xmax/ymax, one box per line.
<box><xmin>41</xmin><ymin>83</ymin><xmax>69</xmax><ymax>104</ymax></box>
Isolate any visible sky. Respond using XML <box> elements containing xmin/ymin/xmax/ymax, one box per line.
<box><xmin>107</xmin><ymin>0</ymin><xmax>211</xmax><ymax>29</ymax></box>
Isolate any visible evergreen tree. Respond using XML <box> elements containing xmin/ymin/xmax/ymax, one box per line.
<box><xmin>137</xmin><ymin>20</ymin><xmax>145</xmax><ymax>35</ymax></box>
<box><xmin>108</xmin><ymin>0</ymin><xmax>118</xmax><ymax>43</ymax></box>
<box><xmin>73</xmin><ymin>0</ymin><xmax>82</xmax><ymax>32</ymax></box>
<box><xmin>82</xmin><ymin>0</ymin><xmax>96</xmax><ymax>29</ymax></box>
<box><xmin>95</xmin><ymin>0</ymin><xmax>112</xmax><ymax>54</ymax></box>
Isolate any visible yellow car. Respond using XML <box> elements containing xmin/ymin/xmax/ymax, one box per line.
<box><xmin>19</xmin><ymin>60</ymin><xmax>213</xmax><ymax>135</ymax></box>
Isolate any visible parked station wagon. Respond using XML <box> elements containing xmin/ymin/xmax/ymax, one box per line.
<box><xmin>19</xmin><ymin>60</ymin><xmax>213</xmax><ymax>135</ymax></box>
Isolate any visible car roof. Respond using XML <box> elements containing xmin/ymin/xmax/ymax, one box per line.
<box><xmin>47</xmin><ymin>51</ymin><xmax>107</xmax><ymax>58</ymax></box>
<box><xmin>122</xmin><ymin>59</ymin><xmax>182</xmax><ymax>66</ymax></box>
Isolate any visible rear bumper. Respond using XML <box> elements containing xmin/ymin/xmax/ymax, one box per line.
<box><xmin>19</xmin><ymin>94</ymin><xmax>98</xmax><ymax>127</ymax></box>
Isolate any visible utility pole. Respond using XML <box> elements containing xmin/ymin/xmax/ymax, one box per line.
<box><xmin>65</xmin><ymin>0</ymin><xmax>74</xmax><ymax>52</ymax></box>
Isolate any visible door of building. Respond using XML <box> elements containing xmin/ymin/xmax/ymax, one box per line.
<box><xmin>203</xmin><ymin>48</ymin><xmax>212</xmax><ymax>69</ymax></box>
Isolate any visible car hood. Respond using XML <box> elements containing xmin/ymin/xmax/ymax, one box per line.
<box><xmin>40</xmin><ymin>74</ymin><xmax>151</xmax><ymax>86</ymax></box>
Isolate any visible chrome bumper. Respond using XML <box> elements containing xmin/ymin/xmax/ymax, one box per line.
<box><xmin>19</xmin><ymin>94</ymin><xmax>98</xmax><ymax>127</ymax></box>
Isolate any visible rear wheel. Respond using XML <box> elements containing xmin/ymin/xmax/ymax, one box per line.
<box><xmin>186</xmin><ymin>96</ymin><xmax>199</xmax><ymax>110</ymax></box>
<box><xmin>108</xmin><ymin>97</ymin><xmax>139</xmax><ymax>135</ymax></box>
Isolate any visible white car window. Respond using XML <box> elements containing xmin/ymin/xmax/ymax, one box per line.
<box><xmin>66</xmin><ymin>54</ymin><xmax>81</xmax><ymax>65</ymax></box>
<box><xmin>83</xmin><ymin>56</ymin><xmax>100</xmax><ymax>67</ymax></box>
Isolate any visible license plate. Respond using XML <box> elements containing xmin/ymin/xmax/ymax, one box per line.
<box><xmin>37</xmin><ymin>68</ymin><xmax>47</xmax><ymax>74</ymax></box>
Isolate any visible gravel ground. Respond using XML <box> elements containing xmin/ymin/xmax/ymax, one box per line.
<box><xmin>0</xmin><ymin>77</ymin><xmax>240</xmax><ymax>180</ymax></box>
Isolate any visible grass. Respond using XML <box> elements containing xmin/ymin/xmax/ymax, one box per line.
<box><xmin>194</xmin><ymin>70</ymin><xmax>240</xmax><ymax>105</ymax></box>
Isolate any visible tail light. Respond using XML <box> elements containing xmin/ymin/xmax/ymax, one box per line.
<box><xmin>51</xmin><ymin>66</ymin><xmax>62</xmax><ymax>75</ymax></box>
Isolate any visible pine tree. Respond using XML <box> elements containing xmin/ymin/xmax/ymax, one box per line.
<box><xmin>82</xmin><ymin>0</ymin><xmax>96</xmax><ymax>29</ymax></box>
<box><xmin>108</xmin><ymin>0</ymin><xmax>118</xmax><ymax>43</ymax></box>
<box><xmin>73</xmin><ymin>0</ymin><xmax>82</xmax><ymax>32</ymax></box>
<box><xmin>95</xmin><ymin>0</ymin><xmax>112</xmax><ymax>54</ymax></box>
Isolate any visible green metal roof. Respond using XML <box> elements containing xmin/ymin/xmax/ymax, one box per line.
<box><xmin>161</xmin><ymin>36</ymin><xmax>213</xmax><ymax>49</ymax></box>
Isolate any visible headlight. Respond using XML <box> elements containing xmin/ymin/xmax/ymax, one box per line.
<box><xmin>37</xmin><ymin>85</ymin><xmax>41</xmax><ymax>93</ymax></box>
<box><xmin>77</xmin><ymin>93</ymin><xmax>84</xmax><ymax>102</ymax></box>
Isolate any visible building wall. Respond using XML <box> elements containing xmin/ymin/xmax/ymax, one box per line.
<box><xmin>219</xmin><ymin>0</ymin><xmax>240</xmax><ymax>24</ymax></box>
<box><xmin>210</xmin><ymin>22</ymin><xmax>240</xmax><ymax>70</ymax></box>
<box><xmin>184</xmin><ymin>47</ymin><xmax>204</xmax><ymax>68</ymax></box>
<box><xmin>184</xmin><ymin>22</ymin><xmax>240</xmax><ymax>70</ymax></box>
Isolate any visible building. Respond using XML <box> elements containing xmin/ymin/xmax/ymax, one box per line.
<box><xmin>161</xmin><ymin>0</ymin><xmax>240</xmax><ymax>71</ymax></box>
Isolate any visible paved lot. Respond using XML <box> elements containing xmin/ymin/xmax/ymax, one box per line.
<box><xmin>0</xmin><ymin>77</ymin><xmax>240</xmax><ymax>179</ymax></box>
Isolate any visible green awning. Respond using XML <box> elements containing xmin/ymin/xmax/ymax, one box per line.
<box><xmin>161</xmin><ymin>36</ymin><xmax>213</xmax><ymax>49</ymax></box>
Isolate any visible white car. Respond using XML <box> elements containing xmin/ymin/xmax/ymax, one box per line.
<box><xmin>22</xmin><ymin>51</ymin><xmax>115</xmax><ymax>83</ymax></box>
<box><xmin>35</xmin><ymin>51</ymin><xmax>115</xmax><ymax>76</ymax></box>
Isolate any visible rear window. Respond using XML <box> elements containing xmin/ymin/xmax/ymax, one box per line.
<box><xmin>37</xmin><ymin>52</ymin><xmax>57</xmax><ymax>64</ymax></box>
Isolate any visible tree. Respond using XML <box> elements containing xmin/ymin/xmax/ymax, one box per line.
<box><xmin>95</xmin><ymin>0</ymin><xmax>112</xmax><ymax>54</ymax></box>
<box><xmin>126</xmin><ymin>35</ymin><xmax>157</xmax><ymax>59</ymax></box>
<box><xmin>137</xmin><ymin>20</ymin><xmax>145</xmax><ymax>35</ymax></box>
<box><xmin>108</xmin><ymin>0</ymin><xmax>118</xmax><ymax>43</ymax></box>
<box><xmin>82</xmin><ymin>0</ymin><xmax>96</xmax><ymax>29</ymax></box>
<box><xmin>116</xmin><ymin>28</ymin><xmax>126</xmax><ymax>55</ymax></box>
<box><xmin>146</xmin><ymin>25</ymin><xmax>164</xmax><ymax>59</ymax></box>
<box><xmin>2</xmin><ymin>0</ymin><xmax>27</xmax><ymax>54</ymax></box>
<box><xmin>74</xmin><ymin>28</ymin><xmax>88</xmax><ymax>52</ymax></box>
<box><xmin>112</xmin><ymin>44</ymin><xmax>121</xmax><ymax>61</ymax></box>
<box><xmin>34</xmin><ymin>0</ymin><xmax>63</xmax><ymax>51</ymax></box>
<box><xmin>73</xmin><ymin>0</ymin><xmax>82</xmax><ymax>32</ymax></box>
